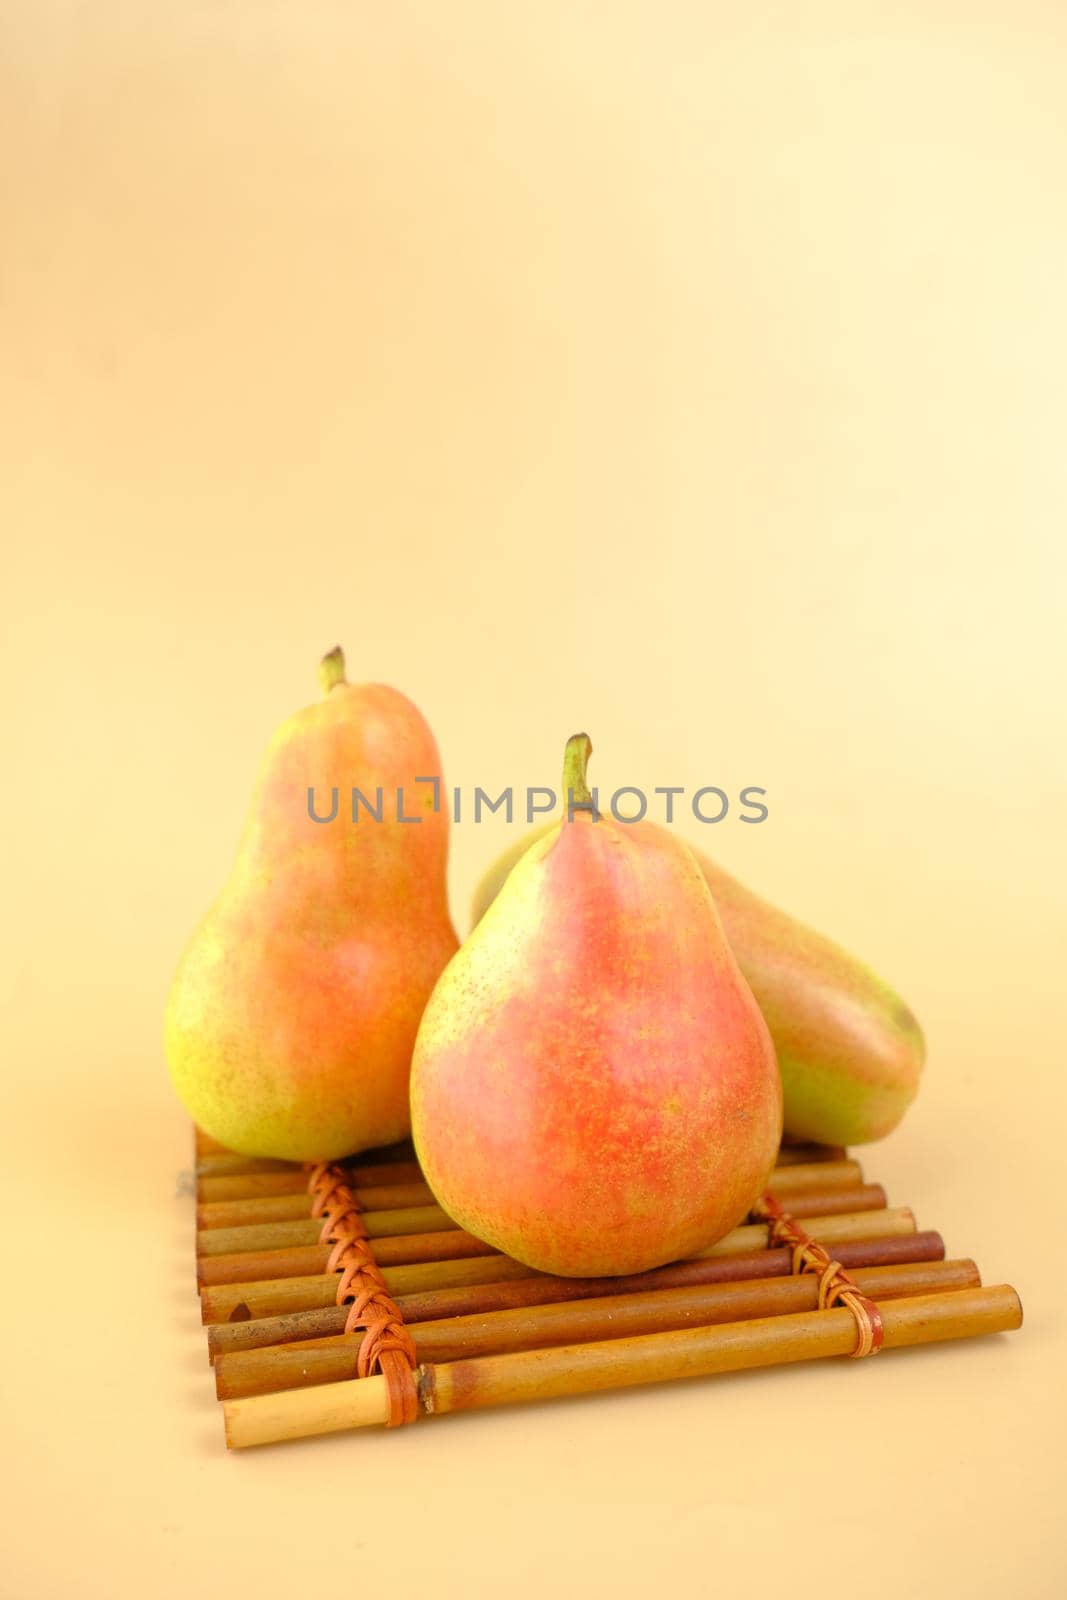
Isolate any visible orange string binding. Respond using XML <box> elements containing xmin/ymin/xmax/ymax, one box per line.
<box><xmin>753</xmin><ymin>1191</ymin><xmax>885</xmax><ymax>1358</ymax></box>
<box><xmin>305</xmin><ymin>1161</ymin><xmax>419</xmax><ymax>1425</ymax></box>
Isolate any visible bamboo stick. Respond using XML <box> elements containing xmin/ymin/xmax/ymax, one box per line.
<box><xmin>197</xmin><ymin>1183</ymin><xmax>437</xmax><ymax>1231</ymax></box>
<box><xmin>198</xmin><ymin>1192</ymin><xmax>320</xmax><ymax>1230</ymax></box>
<box><xmin>756</xmin><ymin>1183</ymin><xmax>884</xmax><ymax>1219</ymax></box>
<box><xmin>199</xmin><ymin>1218</ymin><xmax>324</xmax><ymax>1258</ymax></box>
<box><xmin>197</xmin><ymin>1224</ymin><xmax>498</xmax><ymax>1288</ymax></box>
<box><xmin>423</xmin><ymin>1285</ymin><xmax>1023</xmax><ymax>1416</ymax></box>
<box><xmin>196</xmin><ymin>1148</ymin><xmax>419</xmax><ymax>1179</ymax></box>
<box><xmin>765</xmin><ymin>1160</ymin><xmax>862</xmax><ymax>1194</ymax></box>
<box><xmin>773</xmin><ymin>1142</ymin><xmax>845</xmax><ymax>1165</ymax></box>
<box><xmin>199</xmin><ymin>1207</ymin><xmax>916</xmax><ymax>1323</ymax></box>
<box><xmin>226</xmin><ymin>1371</ymin><xmax>393</xmax><ymax>1446</ymax></box>
<box><xmin>198</xmin><ymin>1245</ymin><xmax>334</xmax><ymax>1288</ymax></box>
<box><xmin>196</xmin><ymin>1201</ymin><xmax>453</xmax><ymax>1258</ymax></box>
<box><xmin>197</xmin><ymin>1161</ymin><xmax>424</xmax><ymax>1204</ymax></box>
<box><xmin>223</xmin><ymin>1284</ymin><xmax>1022</xmax><ymax>1447</ymax></box>
<box><xmin>215</xmin><ymin>1258</ymin><xmax>980</xmax><ymax>1400</ymax></box>
<box><xmin>196</xmin><ymin>1154</ymin><xmax>296</xmax><ymax>1178</ymax></box>
<box><xmin>203</xmin><ymin>1272</ymin><xmax>359</xmax><ymax>1323</ymax></box>
<box><xmin>206</xmin><ymin>1229</ymin><xmax>947</xmax><ymax>1360</ymax></box>
<box><xmin>698</xmin><ymin>1205</ymin><xmax>913</xmax><ymax>1259</ymax></box>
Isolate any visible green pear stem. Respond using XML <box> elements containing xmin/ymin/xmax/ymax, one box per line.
<box><xmin>562</xmin><ymin>733</ymin><xmax>593</xmax><ymax>808</ymax></box>
<box><xmin>318</xmin><ymin>646</ymin><xmax>347</xmax><ymax>695</ymax></box>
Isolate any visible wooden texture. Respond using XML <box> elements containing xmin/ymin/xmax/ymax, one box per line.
<box><xmin>768</xmin><ymin>1143</ymin><xmax>845</xmax><ymax>1166</ymax></box>
<box><xmin>197</xmin><ymin>1184</ymin><xmax>436</xmax><ymax>1230</ymax></box>
<box><xmin>186</xmin><ymin>1130</ymin><xmax>1022</xmax><ymax>1451</ymax></box>
<box><xmin>198</xmin><ymin>1163</ymin><xmax>423</xmax><ymax>1204</ymax></box>
<box><xmin>196</xmin><ymin>1201</ymin><xmax>453</xmax><ymax>1257</ymax></box>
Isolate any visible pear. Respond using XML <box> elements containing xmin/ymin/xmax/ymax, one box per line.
<box><xmin>411</xmin><ymin>734</ymin><xmax>782</xmax><ymax>1278</ymax></box>
<box><xmin>165</xmin><ymin>647</ymin><xmax>458</xmax><ymax>1160</ymax></box>
<box><xmin>471</xmin><ymin>816</ymin><xmax>924</xmax><ymax>1149</ymax></box>
<box><xmin>679</xmin><ymin>855</ymin><xmax>924</xmax><ymax>1144</ymax></box>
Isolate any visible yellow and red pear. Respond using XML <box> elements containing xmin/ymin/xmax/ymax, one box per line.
<box><xmin>411</xmin><ymin>734</ymin><xmax>782</xmax><ymax>1278</ymax></box>
<box><xmin>677</xmin><ymin>855</ymin><xmax>923</xmax><ymax>1145</ymax></box>
<box><xmin>165</xmin><ymin>646</ymin><xmax>458</xmax><ymax>1160</ymax></box>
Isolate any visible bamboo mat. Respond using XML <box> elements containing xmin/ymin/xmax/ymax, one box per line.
<box><xmin>190</xmin><ymin>1129</ymin><xmax>1022</xmax><ymax>1448</ymax></box>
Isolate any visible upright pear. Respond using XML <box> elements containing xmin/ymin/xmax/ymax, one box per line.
<box><xmin>411</xmin><ymin>735</ymin><xmax>782</xmax><ymax>1278</ymax></box>
<box><xmin>472</xmin><ymin>815</ymin><xmax>924</xmax><ymax>1149</ymax></box>
<box><xmin>165</xmin><ymin>647</ymin><xmax>458</xmax><ymax>1160</ymax></box>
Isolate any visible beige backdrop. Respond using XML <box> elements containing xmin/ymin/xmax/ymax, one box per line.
<box><xmin>3</xmin><ymin>4</ymin><xmax>1065</xmax><ymax>1597</ymax></box>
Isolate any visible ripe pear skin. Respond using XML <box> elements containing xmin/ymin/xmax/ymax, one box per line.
<box><xmin>165</xmin><ymin>648</ymin><xmax>459</xmax><ymax>1161</ymax></box>
<box><xmin>411</xmin><ymin>737</ymin><xmax>782</xmax><ymax>1278</ymax></box>
<box><xmin>471</xmin><ymin>826</ymin><xmax>923</xmax><ymax>1147</ymax></box>
<box><xmin>687</xmin><ymin>854</ymin><xmax>923</xmax><ymax>1145</ymax></box>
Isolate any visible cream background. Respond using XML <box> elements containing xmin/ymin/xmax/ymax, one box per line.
<box><xmin>2</xmin><ymin>4</ymin><xmax>1065</xmax><ymax>1597</ymax></box>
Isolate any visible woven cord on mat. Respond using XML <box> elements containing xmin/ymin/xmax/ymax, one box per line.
<box><xmin>753</xmin><ymin>1191</ymin><xmax>885</xmax><ymax>1357</ymax></box>
<box><xmin>305</xmin><ymin>1162</ymin><xmax>419</xmax><ymax>1425</ymax></box>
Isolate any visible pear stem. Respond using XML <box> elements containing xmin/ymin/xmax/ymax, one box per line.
<box><xmin>562</xmin><ymin>733</ymin><xmax>593</xmax><ymax>807</ymax></box>
<box><xmin>318</xmin><ymin>646</ymin><xmax>347</xmax><ymax>695</ymax></box>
